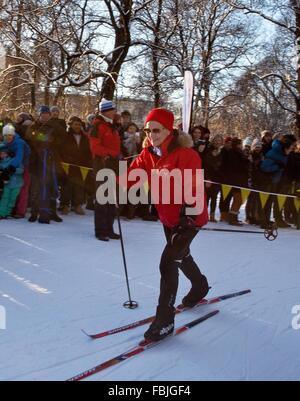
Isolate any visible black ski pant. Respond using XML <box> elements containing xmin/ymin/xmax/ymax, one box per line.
<box><xmin>158</xmin><ymin>226</ymin><xmax>205</xmax><ymax>310</ymax></box>
<box><xmin>93</xmin><ymin>157</ymin><xmax>116</xmax><ymax>237</ymax></box>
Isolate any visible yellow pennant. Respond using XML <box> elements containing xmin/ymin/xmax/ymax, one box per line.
<box><xmin>80</xmin><ymin>167</ymin><xmax>90</xmax><ymax>181</ymax></box>
<box><xmin>241</xmin><ymin>189</ymin><xmax>251</xmax><ymax>204</ymax></box>
<box><xmin>221</xmin><ymin>185</ymin><xmax>232</xmax><ymax>200</ymax></box>
<box><xmin>259</xmin><ymin>192</ymin><xmax>269</xmax><ymax>209</ymax></box>
<box><xmin>277</xmin><ymin>195</ymin><xmax>287</xmax><ymax>211</ymax></box>
<box><xmin>62</xmin><ymin>163</ymin><xmax>70</xmax><ymax>175</ymax></box>
<box><xmin>294</xmin><ymin>197</ymin><xmax>300</xmax><ymax>212</ymax></box>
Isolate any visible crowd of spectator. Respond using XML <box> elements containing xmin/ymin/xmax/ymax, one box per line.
<box><xmin>0</xmin><ymin>105</ymin><xmax>299</xmax><ymax>230</ymax></box>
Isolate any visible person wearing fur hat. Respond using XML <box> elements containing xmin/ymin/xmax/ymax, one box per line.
<box><xmin>60</xmin><ymin>117</ymin><xmax>92</xmax><ymax>216</ymax></box>
<box><xmin>125</xmin><ymin>108</ymin><xmax>209</xmax><ymax>342</ymax></box>
<box><xmin>89</xmin><ymin>98</ymin><xmax>121</xmax><ymax>241</ymax></box>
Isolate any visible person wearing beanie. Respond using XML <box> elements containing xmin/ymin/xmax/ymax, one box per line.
<box><xmin>0</xmin><ymin>124</ymin><xmax>30</xmax><ymax>219</ymax></box>
<box><xmin>0</xmin><ymin>149</ymin><xmax>24</xmax><ymax>219</ymax></box>
<box><xmin>25</xmin><ymin>105</ymin><xmax>64</xmax><ymax>224</ymax></box>
<box><xmin>89</xmin><ymin>98</ymin><xmax>121</xmax><ymax>241</ymax></box>
<box><xmin>50</xmin><ymin>105</ymin><xmax>67</xmax><ymax>131</ymax></box>
<box><xmin>0</xmin><ymin>124</ymin><xmax>26</xmax><ymax>171</ymax></box>
<box><xmin>124</xmin><ymin>107</ymin><xmax>209</xmax><ymax>342</ymax></box>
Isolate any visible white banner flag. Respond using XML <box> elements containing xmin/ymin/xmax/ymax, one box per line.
<box><xmin>182</xmin><ymin>70</ymin><xmax>194</xmax><ymax>134</ymax></box>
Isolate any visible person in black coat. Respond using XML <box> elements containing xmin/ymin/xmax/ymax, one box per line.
<box><xmin>26</xmin><ymin>106</ymin><xmax>65</xmax><ymax>224</ymax></box>
<box><xmin>202</xmin><ymin>134</ymin><xmax>224</xmax><ymax>222</ymax></box>
<box><xmin>245</xmin><ymin>139</ymin><xmax>265</xmax><ymax>225</ymax></box>
<box><xmin>221</xmin><ymin>137</ymin><xmax>250</xmax><ymax>225</ymax></box>
<box><xmin>60</xmin><ymin>116</ymin><xmax>92</xmax><ymax>215</ymax></box>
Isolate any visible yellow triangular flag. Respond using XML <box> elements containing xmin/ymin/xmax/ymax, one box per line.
<box><xmin>80</xmin><ymin>167</ymin><xmax>90</xmax><ymax>181</ymax></box>
<box><xmin>294</xmin><ymin>197</ymin><xmax>300</xmax><ymax>212</ymax></box>
<box><xmin>259</xmin><ymin>192</ymin><xmax>269</xmax><ymax>209</ymax></box>
<box><xmin>241</xmin><ymin>189</ymin><xmax>251</xmax><ymax>204</ymax></box>
<box><xmin>277</xmin><ymin>195</ymin><xmax>287</xmax><ymax>211</ymax></box>
<box><xmin>62</xmin><ymin>163</ymin><xmax>70</xmax><ymax>175</ymax></box>
<box><xmin>222</xmin><ymin>185</ymin><xmax>232</xmax><ymax>200</ymax></box>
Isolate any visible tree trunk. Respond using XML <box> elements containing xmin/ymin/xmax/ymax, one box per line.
<box><xmin>100</xmin><ymin>0</ymin><xmax>132</xmax><ymax>100</ymax></box>
<box><xmin>295</xmin><ymin>4</ymin><xmax>300</xmax><ymax>138</ymax></box>
<box><xmin>44</xmin><ymin>80</ymin><xmax>50</xmax><ymax>106</ymax></box>
<box><xmin>10</xmin><ymin>0</ymin><xmax>24</xmax><ymax>110</ymax></box>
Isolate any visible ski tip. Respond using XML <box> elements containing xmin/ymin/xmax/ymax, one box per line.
<box><xmin>81</xmin><ymin>329</ymin><xmax>94</xmax><ymax>339</ymax></box>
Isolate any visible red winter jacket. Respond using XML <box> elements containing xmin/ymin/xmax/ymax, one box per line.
<box><xmin>89</xmin><ymin>116</ymin><xmax>121</xmax><ymax>158</ymax></box>
<box><xmin>127</xmin><ymin>133</ymin><xmax>208</xmax><ymax>228</ymax></box>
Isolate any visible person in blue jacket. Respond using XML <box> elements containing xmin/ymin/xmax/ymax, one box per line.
<box><xmin>0</xmin><ymin>148</ymin><xmax>24</xmax><ymax>219</ymax></box>
<box><xmin>260</xmin><ymin>134</ymin><xmax>297</xmax><ymax>227</ymax></box>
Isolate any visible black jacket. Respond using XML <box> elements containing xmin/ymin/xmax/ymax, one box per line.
<box><xmin>221</xmin><ymin>147</ymin><xmax>250</xmax><ymax>187</ymax></box>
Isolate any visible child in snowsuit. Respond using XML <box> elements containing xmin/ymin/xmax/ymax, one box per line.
<box><xmin>0</xmin><ymin>150</ymin><xmax>24</xmax><ymax>219</ymax></box>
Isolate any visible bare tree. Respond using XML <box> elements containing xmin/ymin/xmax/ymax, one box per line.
<box><xmin>223</xmin><ymin>0</ymin><xmax>300</xmax><ymax>136</ymax></box>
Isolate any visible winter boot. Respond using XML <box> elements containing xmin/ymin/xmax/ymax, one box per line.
<box><xmin>50</xmin><ymin>213</ymin><xmax>63</xmax><ymax>223</ymax></box>
<box><xmin>144</xmin><ymin>306</ymin><xmax>175</xmax><ymax>342</ymax></box>
<box><xmin>61</xmin><ymin>206</ymin><xmax>70</xmax><ymax>215</ymax></box>
<box><xmin>74</xmin><ymin>205</ymin><xmax>85</xmax><ymax>216</ymax></box>
<box><xmin>220</xmin><ymin>212</ymin><xmax>229</xmax><ymax>222</ymax></box>
<box><xmin>38</xmin><ymin>216</ymin><xmax>50</xmax><ymax>224</ymax></box>
<box><xmin>228</xmin><ymin>212</ymin><xmax>243</xmax><ymax>226</ymax></box>
<box><xmin>209</xmin><ymin>213</ymin><xmax>218</xmax><ymax>223</ymax></box>
<box><xmin>181</xmin><ymin>274</ymin><xmax>209</xmax><ymax>308</ymax></box>
<box><xmin>28</xmin><ymin>214</ymin><xmax>38</xmax><ymax>223</ymax></box>
<box><xmin>108</xmin><ymin>232</ymin><xmax>121</xmax><ymax>240</ymax></box>
<box><xmin>276</xmin><ymin>220</ymin><xmax>291</xmax><ymax>228</ymax></box>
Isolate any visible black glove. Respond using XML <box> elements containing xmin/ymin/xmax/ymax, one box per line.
<box><xmin>171</xmin><ymin>206</ymin><xmax>197</xmax><ymax>245</ymax></box>
<box><xmin>0</xmin><ymin>168</ymin><xmax>11</xmax><ymax>183</ymax></box>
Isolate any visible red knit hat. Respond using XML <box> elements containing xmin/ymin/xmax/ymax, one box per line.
<box><xmin>144</xmin><ymin>108</ymin><xmax>174</xmax><ymax>131</ymax></box>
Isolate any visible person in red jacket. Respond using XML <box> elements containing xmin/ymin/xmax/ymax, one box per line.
<box><xmin>127</xmin><ymin>108</ymin><xmax>209</xmax><ymax>342</ymax></box>
<box><xmin>89</xmin><ymin>99</ymin><xmax>121</xmax><ymax>241</ymax></box>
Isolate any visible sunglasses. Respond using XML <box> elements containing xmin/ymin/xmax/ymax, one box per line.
<box><xmin>144</xmin><ymin>128</ymin><xmax>164</xmax><ymax>135</ymax></box>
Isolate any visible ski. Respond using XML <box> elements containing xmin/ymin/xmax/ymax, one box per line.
<box><xmin>68</xmin><ymin>310</ymin><xmax>219</xmax><ymax>381</ymax></box>
<box><xmin>82</xmin><ymin>289</ymin><xmax>250</xmax><ymax>339</ymax></box>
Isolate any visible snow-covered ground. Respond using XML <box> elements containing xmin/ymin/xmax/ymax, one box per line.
<box><xmin>0</xmin><ymin>212</ymin><xmax>299</xmax><ymax>381</ymax></box>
